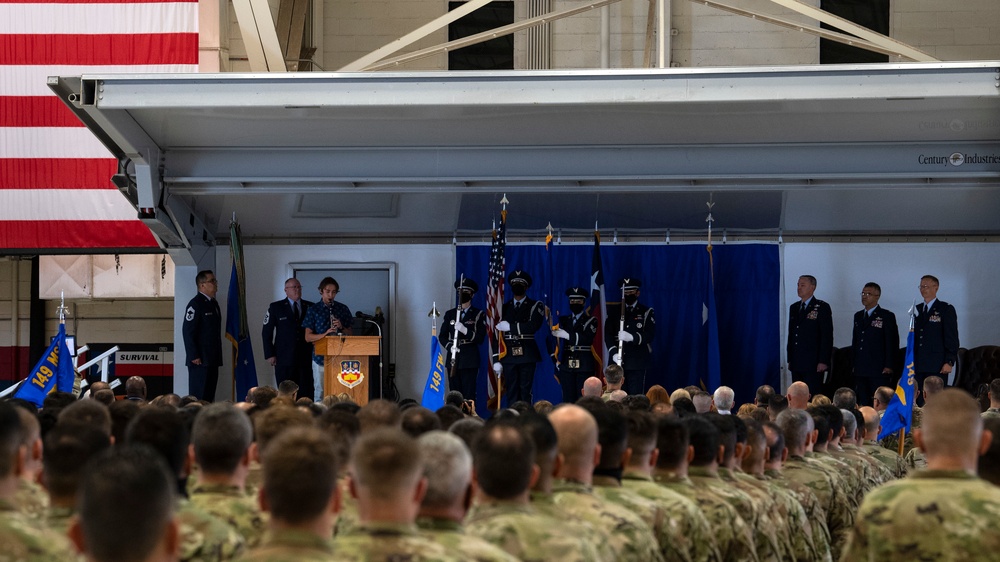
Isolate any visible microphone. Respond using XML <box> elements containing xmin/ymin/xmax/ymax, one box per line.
<box><xmin>355</xmin><ymin>311</ymin><xmax>377</xmax><ymax>320</ymax></box>
<box><xmin>356</xmin><ymin>310</ymin><xmax>385</xmax><ymax>324</ymax></box>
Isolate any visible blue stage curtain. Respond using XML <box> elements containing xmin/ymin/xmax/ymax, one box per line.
<box><xmin>456</xmin><ymin>243</ymin><xmax>779</xmax><ymax>414</ymax></box>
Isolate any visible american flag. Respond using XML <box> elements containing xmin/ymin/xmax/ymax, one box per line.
<box><xmin>590</xmin><ymin>230</ymin><xmax>607</xmax><ymax>379</ymax></box>
<box><xmin>485</xmin><ymin>208</ymin><xmax>506</xmax><ymax>410</ymax></box>
<box><xmin>0</xmin><ymin>0</ymin><xmax>199</xmax><ymax>250</ymax></box>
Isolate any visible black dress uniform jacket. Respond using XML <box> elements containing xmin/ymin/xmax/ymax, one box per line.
<box><xmin>439</xmin><ymin>306</ymin><xmax>487</xmax><ymax>370</ymax></box>
<box><xmin>604</xmin><ymin>303</ymin><xmax>655</xmax><ymax>370</ymax></box>
<box><xmin>914</xmin><ymin>300</ymin><xmax>959</xmax><ymax>373</ymax></box>
<box><xmin>852</xmin><ymin>305</ymin><xmax>899</xmax><ymax>377</ymax></box>
<box><xmin>261</xmin><ymin>298</ymin><xmax>314</xmax><ymax>366</ymax></box>
<box><xmin>787</xmin><ymin>298</ymin><xmax>833</xmax><ymax>374</ymax></box>
<box><xmin>182</xmin><ymin>293</ymin><xmax>223</xmax><ymax>367</ymax></box>
<box><xmin>498</xmin><ymin>298</ymin><xmax>545</xmax><ymax>365</ymax></box>
<box><xmin>558</xmin><ymin>313</ymin><xmax>598</xmax><ymax>373</ymax></box>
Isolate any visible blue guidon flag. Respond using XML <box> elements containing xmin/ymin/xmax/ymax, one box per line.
<box><xmin>879</xmin><ymin>320</ymin><xmax>917</xmax><ymax>440</ymax></box>
<box><xmin>14</xmin><ymin>324</ymin><xmax>75</xmax><ymax>407</ymax></box>
<box><xmin>421</xmin><ymin>336</ymin><xmax>447</xmax><ymax>410</ymax></box>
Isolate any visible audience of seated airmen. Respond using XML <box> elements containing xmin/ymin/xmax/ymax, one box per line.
<box><xmin>11</xmin><ymin>374</ymin><xmax>1000</xmax><ymax>562</ymax></box>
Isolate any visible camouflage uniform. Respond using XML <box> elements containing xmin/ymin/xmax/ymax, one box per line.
<box><xmin>415</xmin><ymin>517</ymin><xmax>518</xmax><ymax>561</ymax></box>
<box><xmin>593</xmin><ymin>475</ymin><xmax>688</xmax><ymax>561</ymax></box>
<box><xmin>779</xmin><ymin>455</ymin><xmax>853</xmax><ymax>560</ymax></box>
<box><xmin>804</xmin><ymin>451</ymin><xmax>861</xmax><ymax>512</ymax></box>
<box><xmin>828</xmin><ymin>446</ymin><xmax>879</xmax><ymax>492</ymax></box>
<box><xmin>528</xmin><ymin>491</ymin><xmax>616</xmax><ymax>560</ymax></box>
<box><xmin>686</xmin><ymin>466</ymin><xmax>782</xmax><ymax>562</ymax></box>
<box><xmin>243</xmin><ymin>462</ymin><xmax>262</xmax><ymax>499</ymax></box>
<box><xmin>333</xmin><ymin>475</ymin><xmax>359</xmax><ymax>537</ymax></box>
<box><xmin>842</xmin><ymin>469</ymin><xmax>1000</xmax><ymax>561</ymax></box>
<box><xmin>462</xmin><ymin>502</ymin><xmax>602</xmax><ymax>562</ymax></box>
<box><xmin>12</xmin><ymin>478</ymin><xmax>48</xmax><ymax>521</ymax></box>
<box><xmin>621</xmin><ymin>471</ymin><xmax>722</xmax><ymax>562</ymax></box>
<box><xmin>863</xmin><ymin>439</ymin><xmax>908</xmax><ymax>479</ymax></box>
<box><xmin>841</xmin><ymin>443</ymin><xmax>893</xmax><ymax>486</ymax></box>
<box><xmin>728</xmin><ymin>469</ymin><xmax>818</xmax><ymax>562</ymax></box>
<box><xmin>982</xmin><ymin>408</ymin><xmax>1000</xmax><ymax>419</ymax></box>
<box><xmin>44</xmin><ymin>505</ymin><xmax>73</xmax><ymax>536</ymax></box>
<box><xmin>330</xmin><ymin>521</ymin><xmax>467</xmax><ymax>561</ymax></box>
<box><xmin>542</xmin><ymin>478</ymin><xmax>664</xmax><ymax>561</ymax></box>
<box><xmin>190</xmin><ymin>483</ymin><xmax>268</xmax><ymax>548</ymax></box>
<box><xmin>653</xmin><ymin>471</ymin><xmax>759</xmax><ymax>562</ymax></box>
<box><xmin>178</xmin><ymin>497</ymin><xmax>248</xmax><ymax>561</ymax></box>
<box><xmin>762</xmin><ymin>469</ymin><xmax>833</xmax><ymax>562</ymax></box>
<box><xmin>903</xmin><ymin>446</ymin><xmax>927</xmax><ymax>471</ymax></box>
<box><xmin>238</xmin><ymin>528</ymin><xmax>333</xmax><ymax>562</ymax></box>
<box><xmin>0</xmin><ymin>499</ymin><xmax>77</xmax><ymax>562</ymax></box>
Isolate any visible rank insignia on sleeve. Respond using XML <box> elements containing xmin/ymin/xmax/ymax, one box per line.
<box><xmin>185</xmin><ymin>306</ymin><xmax>195</xmax><ymax>322</ymax></box>
<box><xmin>263</xmin><ymin>311</ymin><xmax>270</xmax><ymax>325</ymax></box>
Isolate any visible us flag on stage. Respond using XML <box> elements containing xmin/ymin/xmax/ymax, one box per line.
<box><xmin>0</xmin><ymin>0</ymin><xmax>199</xmax><ymax>250</ymax></box>
<box><xmin>484</xmin><ymin>207</ymin><xmax>507</xmax><ymax>410</ymax></box>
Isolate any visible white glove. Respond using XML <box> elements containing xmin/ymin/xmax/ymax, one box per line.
<box><xmin>618</xmin><ymin>330</ymin><xmax>634</xmax><ymax>342</ymax></box>
<box><xmin>496</xmin><ymin>321</ymin><xmax>511</xmax><ymax>332</ymax></box>
<box><xmin>612</xmin><ymin>353</ymin><xmax>622</xmax><ymax>364</ymax></box>
<box><xmin>552</xmin><ymin>328</ymin><xmax>570</xmax><ymax>340</ymax></box>
<box><xmin>454</xmin><ymin>321</ymin><xmax>468</xmax><ymax>335</ymax></box>
<box><xmin>492</xmin><ymin>362</ymin><xmax>503</xmax><ymax>374</ymax></box>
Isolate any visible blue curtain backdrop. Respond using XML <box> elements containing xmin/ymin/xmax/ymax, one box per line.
<box><xmin>456</xmin><ymin>243</ymin><xmax>780</xmax><ymax>415</ymax></box>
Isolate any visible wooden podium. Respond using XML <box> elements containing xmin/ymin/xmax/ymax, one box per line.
<box><xmin>314</xmin><ymin>336</ymin><xmax>380</xmax><ymax>406</ymax></box>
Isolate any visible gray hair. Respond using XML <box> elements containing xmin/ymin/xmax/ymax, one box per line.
<box><xmin>417</xmin><ymin>431</ymin><xmax>472</xmax><ymax>509</ymax></box>
<box><xmin>713</xmin><ymin>386</ymin><xmax>735</xmax><ymax>411</ymax></box>
<box><xmin>840</xmin><ymin>409</ymin><xmax>857</xmax><ymax>440</ymax></box>
<box><xmin>776</xmin><ymin>408</ymin><xmax>814</xmax><ymax>450</ymax></box>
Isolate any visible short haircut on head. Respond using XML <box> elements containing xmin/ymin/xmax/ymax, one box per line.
<box><xmin>513</xmin><ymin>412</ymin><xmax>557</xmax><ymax>460</ymax></box>
<box><xmin>276</xmin><ymin>380</ymin><xmax>299</xmax><ymax>396</ymax></box>
<box><xmin>92</xmin><ymin>389</ymin><xmax>115</xmax><ymax>405</ymax></box>
<box><xmin>850</xmin><ymin>409</ymin><xmax>865</xmax><ymax>439</ymax></box>
<box><xmin>109</xmin><ymin>399</ymin><xmax>142</xmax><ymax>445</ymax></box>
<box><xmin>125</xmin><ymin>376</ymin><xmax>146</xmax><ymax>398</ymax></box>
<box><xmin>58</xmin><ymin>400</ymin><xmax>112</xmax><ymax>436</ymax></box>
<box><xmin>418</xmin><ymin>431</ymin><xmax>472</xmax><ymax>509</ymax></box>
<box><xmin>625</xmin><ymin>410</ymin><xmax>657</xmax><ymax>458</ymax></box>
<box><xmin>818</xmin><ymin>404</ymin><xmax>844</xmax><ymax>439</ymax></box>
<box><xmin>921</xmin><ymin>388</ymin><xmax>982</xmax><ymax>457</ymax></box>
<box><xmin>684</xmin><ymin>415</ymin><xmax>721</xmax><ymax>467</ymax></box>
<box><xmin>841</xmin><ymin>409</ymin><xmax>857</xmax><ymax>439</ymax></box>
<box><xmin>0</xmin><ymin>403</ymin><xmax>24</xmax><ymax>477</ymax></box>
<box><xmin>977</xmin><ymin>418</ymin><xmax>1000</xmax><ymax>486</ymax></box>
<box><xmin>12</xmin><ymin>406</ymin><xmax>40</xmax><ymax>447</ymax></box>
<box><xmin>923</xmin><ymin>376</ymin><xmax>945</xmax><ymax>397</ymax></box>
<box><xmin>808</xmin><ymin>408</ymin><xmax>830</xmax><ymax>445</ymax></box>
<box><xmin>472</xmin><ymin>423</ymin><xmax>535</xmax><ymax>500</ymax></box>
<box><xmin>591</xmin><ymin>407</ymin><xmax>629</xmax><ymax>469</ymax></box>
<box><xmin>401</xmin><ymin>406</ymin><xmax>442</xmax><ymax>438</ymax></box>
<box><xmin>768</xmin><ymin>395</ymin><xmax>788</xmax><ymax>416</ymax></box>
<box><xmin>671</xmin><ymin>397</ymin><xmax>697</xmax><ymax>417</ymax></box>
<box><xmin>444</xmin><ymin>391</ymin><xmax>465</xmax><ymax>409</ymax></box>
<box><xmin>191</xmin><ymin>403</ymin><xmax>253</xmax><ymax>475</ymax></box>
<box><xmin>755</xmin><ymin>385</ymin><xmax>776</xmax><ymax>406</ymax></box>
<box><xmin>604</xmin><ymin>364</ymin><xmax>624</xmax><ymax>385</ymax></box>
<box><xmin>874</xmin><ymin>386</ymin><xmax>894</xmax><ymax>405</ymax></box>
<box><xmin>316</xmin><ymin>408</ymin><xmax>361</xmax><ymax>472</ymax></box>
<box><xmin>125</xmin><ymin>407</ymin><xmax>189</xmax><ymax>479</ymax></box>
<box><xmin>78</xmin><ymin>445</ymin><xmax>175</xmax><ymax>562</ymax></box>
<box><xmin>449</xmin><ymin>417</ymin><xmax>485</xmax><ymax>451</ymax></box>
<box><xmin>549</xmin><ymin>405</ymin><xmax>598</xmax><ymax>466</ymax></box>
<box><xmin>762</xmin><ymin>421</ymin><xmax>785</xmax><ymax>459</ymax></box>
<box><xmin>863</xmin><ymin>282</ymin><xmax>881</xmax><ymax>294</ymax></box>
<box><xmin>351</xmin><ymin>428</ymin><xmax>423</xmax><ymax>500</ymax></box>
<box><xmin>254</xmin><ymin>405</ymin><xmax>314</xmax><ymax>453</ymax></box>
<box><xmin>921</xmin><ymin>274</ymin><xmax>939</xmax><ymax>286</ymax></box>
<box><xmin>704</xmin><ymin>413</ymin><xmax>736</xmax><ymax>463</ymax></box>
<box><xmin>249</xmin><ymin>386</ymin><xmax>278</xmax><ymax>408</ymax></box>
<box><xmin>800</xmin><ymin>275</ymin><xmax>817</xmax><ymax>286</ymax></box>
<box><xmin>435</xmin><ymin>405</ymin><xmax>465</xmax><ymax>430</ymax></box>
<box><xmin>262</xmin><ymin>427</ymin><xmax>339</xmax><ymax>524</ymax></box>
<box><xmin>691</xmin><ymin>392</ymin><xmax>713</xmax><ymax>414</ymax></box>
<box><xmin>776</xmin><ymin>408</ymin><xmax>814</xmax><ymax>450</ymax></box>
<box><xmin>990</xmin><ymin>378</ymin><xmax>1000</xmax><ymax>401</ymax></box>
<box><xmin>43</xmin><ymin>422</ymin><xmax>111</xmax><ymax>498</ymax></box>
<box><xmin>742</xmin><ymin>418</ymin><xmax>766</xmax><ymax>462</ymax></box>
<box><xmin>713</xmin><ymin>386</ymin><xmax>735</xmax><ymax>411</ymax></box>
<box><xmin>195</xmin><ymin>270</ymin><xmax>215</xmax><ymax>285</ymax></box>
<box><xmin>655</xmin><ymin>415</ymin><xmax>689</xmax><ymax>469</ymax></box>
<box><xmin>832</xmin><ymin>387</ymin><xmax>857</xmax><ymax>411</ymax></box>
<box><xmin>357</xmin><ymin>399</ymin><xmax>402</xmax><ymax>433</ymax></box>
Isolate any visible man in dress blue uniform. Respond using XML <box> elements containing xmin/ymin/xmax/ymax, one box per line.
<box><xmin>261</xmin><ymin>278</ymin><xmax>315</xmax><ymax>400</ymax></box>
<box><xmin>787</xmin><ymin>275</ymin><xmax>833</xmax><ymax>395</ymax></box>
<box><xmin>554</xmin><ymin>287</ymin><xmax>598</xmax><ymax>404</ymax></box>
<box><xmin>439</xmin><ymin>277</ymin><xmax>486</xmax><ymax>402</ymax></box>
<box><xmin>852</xmin><ymin>282</ymin><xmax>899</xmax><ymax>407</ymax></box>
<box><xmin>914</xmin><ymin>275</ymin><xmax>959</xmax><ymax>389</ymax></box>
<box><xmin>302</xmin><ymin>277</ymin><xmax>353</xmax><ymax>401</ymax></box>
<box><xmin>605</xmin><ymin>278</ymin><xmax>655</xmax><ymax>396</ymax></box>
<box><xmin>494</xmin><ymin>270</ymin><xmax>545</xmax><ymax>405</ymax></box>
<box><xmin>183</xmin><ymin>270</ymin><xmax>223</xmax><ymax>401</ymax></box>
